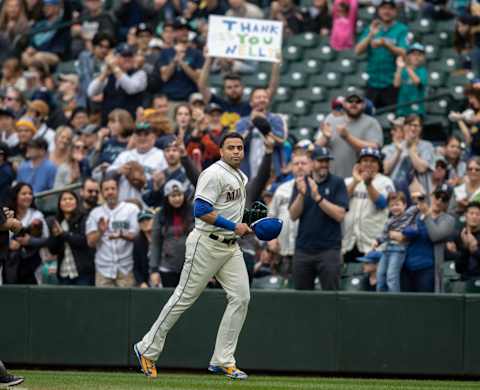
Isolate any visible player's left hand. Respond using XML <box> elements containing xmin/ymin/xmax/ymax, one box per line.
<box><xmin>235</xmin><ymin>223</ymin><xmax>252</xmax><ymax>237</ymax></box>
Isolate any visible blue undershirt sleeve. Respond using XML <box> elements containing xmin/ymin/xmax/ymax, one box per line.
<box><xmin>374</xmin><ymin>194</ymin><xmax>388</xmax><ymax>209</ymax></box>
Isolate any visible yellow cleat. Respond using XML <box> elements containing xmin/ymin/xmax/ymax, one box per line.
<box><xmin>134</xmin><ymin>344</ymin><xmax>157</xmax><ymax>378</ymax></box>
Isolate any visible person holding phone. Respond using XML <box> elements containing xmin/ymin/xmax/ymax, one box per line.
<box><xmin>355</xmin><ymin>0</ymin><xmax>408</xmax><ymax>109</ymax></box>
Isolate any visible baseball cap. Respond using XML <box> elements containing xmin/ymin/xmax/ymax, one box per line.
<box><xmin>80</xmin><ymin>124</ymin><xmax>99</xmax><ymax>135</ymax></box>
<box><xmin>359</xmin><ymin>147</ymin><xmax>382</xmax><ymax>161</ymax></box>
<box><xmin>135</xmin><ymin>122</ymin><xmax>153</xmax><ymax>134</ymax></box>
<box><xmin>137</xmin><ymin>209</ymin><xmax>154</xmax><ymax>222</ymax></box>
<box><xmin>356</xmin><ymin>250</ymin><xmax>383</xmax><ymax>263</ymax></box>
<box><xmin>433</xmin><ymin>183</ymin><xmax>453</xmax><ymax>201</ymax></box>
<box><xmin>28</xmin><ymin>99</ymin><xmax>50</xmax><ymax>117</ymax></box>
<box><xmin>156</xmin><ymin>134</ymin><xmax>177</xmax><ymax>150</ymax></box>
<box><xmin>407</xmin><ymin>42</ymin><xmax>425</xmax><ymax>54</ymax></box>
<box><xmin>43</xmin><ymin>0</ymin><xmax>60</xmax><ymax>5</ymax></box>
<box><xmin>378</xmin><ymin>0</ymin><xmax>396</xmax><ymax>7</ymax></box>
<box><xmin>251</xmin><ymin>217</ymin><xmax>283</xmax><ymax>241</ymax></box>
<box><xmin>205</xmin><ymin>103</ymin><xmax>223</xmax><ymax>114</ymax></box>
<box><xmin>0</xmin><ymin>108</ymin><xmax>15</xmax><ymax>118</ymax></box>
<box><xmin>434</xmin><ymin>155</ymin><xmax>448</xmax><ymax>168</ymax></box>
<box><xmin>136</xmin><ymin>23</ymin><xmax>153</xmax><ymax>35</ymax></box>
<box><xmin>189</xmin><ymin>92</ymin><xmax>204</xmax><ymax>105</ymax></box>
<box><xmin>173</xmin><ymin>17</ymin><xmax>189</xmax><ymax>29</ymax></box>
<box><xmin>344</xmin><ymin>87</ymin><xmax>365</xmax><ymax>101</ymax></box>
<box><xmin>311</xmin><ymin>146</ymin><xmax>334</xmax><ymax>161</ymax></box>
<box><xmin>116</xmin><ymin>43</ymin><xmax>136</xmax><ymax>57</ymax></box>
<box><xmin>16</xmin><ymin>117</ymin><xmax>37</xmax><ymax>133</ymax></box>
<box><xmin>164</xmin><ymin>179</ymin><xmax>186</xmax><ymax>196</ymax></box>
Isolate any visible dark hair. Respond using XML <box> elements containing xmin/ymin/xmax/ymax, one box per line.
<box><xmin>453</xmin><ymin>19</ymin><xmax>473</xmax><ymax>54</ymax></box>
<box><xmin>446</xmin><ymin>134</ymin><xmax>462</xmax><ymax>146</ymax></box>
<box><xmin>153</xmin><ymin>93</ymin><xmax>168</xmax><ymax>101</ymax></box>
<box><xmin>69</xmin><ymin>106</ymin><xmax>88</xmax><ymax>120</ymax></box>
<box><xmin>467</xmin><ymin>201</ymin><xmax>480</xmax><ymax>211</ymax></box>
<box><xmin>100</xmin><ymin>174</ymin><xmax>118</xmax><ymax>190</ymax></box>
<box><xmin>388</xmin><ymin>191</ymin><xmax>407</xmax><ymax>205</ymax></box>
<box><xmin>404</xmin><ymin>114</ymin><xmax>423</xmax><ymax>126</ymax></box>
<box><xmin>82</xmin><ymin>177</ymin><xmax>98</xmax><ymax>189</ymax></box>
<box><xmin>30</xmin><ymin>61</ymin><xmax>50</xmax><ymax>80</ymax></box>
<box><xmin>223</xmin><ymin>73</ymin><xmax>242</xmax><ymax>83</ymax></box>
<box><xmin>249</xmin><ymin>87</ymin><xmax>267</xmax><ymax>101</ymax></box>
<box><xmin>55</xmin><ymin>190</ymin><xmax>82</xmax><ymax>222</ymax></box>
<box><xmin>27</xmin><ymin>138</ymin><xmax>48</xmax><ymax>151</ymax></box>
<box><xmin>92</xmin><ymin>32</ymin><xmax>115</xmax><ymax>48</ymax></box>
<box><xmin>9</xmin><ymin>182</ymin><xmax>36</xmax><ymax>213</ymax></box>
<box><xmin>219</xmin><ymin>132</ymin><xmax>244</xmax><ymax>148</ymax></box>
<box><xmin>161</xmin><ymin>196</ymin><xmax>193</xmax><ymax>234</ymax></box>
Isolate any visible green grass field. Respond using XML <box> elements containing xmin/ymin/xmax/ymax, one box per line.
<box><xmin>10</xmin><ymin>370</ymin><xmax>480</xmax><ymax>390</ymax></box>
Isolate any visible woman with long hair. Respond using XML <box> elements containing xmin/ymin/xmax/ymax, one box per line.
<box><xmin>50</xmin><ymin>126</ymin><xmax>74</xmax><ymax>166</ymax></box>
<box><xmin>149</xmin><ymin>180</ymin><xmax>194</xmax><ymax>288</ymax></box>
<box><xmin>453</xmin><ymin>156</ymin><xmax>480</xmax><ymax>213</ymax></box>
<box><xmin>0</xmin><ymin>0</ymin><xmax>29</xmax><ymax>57</ymax></box>
<box><xmin>54</xmin><ymin>138</ymin><xmax>91</xmax><ymax>188</ymax></box>
<box><xmin>0</xmin><ymin>57</ymin><xmax>27</xmax><ymax>91</ymax></box>
<box><xmin>443</xmin><ymin>135</ymin><xmax>466</xmax><ymax>187</ymax></box>
<box><xmin>453</xmin><ymin>16</ymin><xmax>474</xmax><ymax>71</ymax></box>
<box><xmin>47</xmin><ymin>190</ymin><xmax>94</xmax><ymax>285</ymax></box>
<box><xmin>3</xmin><ymin>182</ymin><xmax>49</xmax><ymax>284</ymax></box>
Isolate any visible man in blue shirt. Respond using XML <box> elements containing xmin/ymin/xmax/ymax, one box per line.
<box><xmin>16</xmin><ymin>138</ymin><xmax>57</xmax><ymax>194</ymax></box>
<box><xmin>355</xmin><ymin>0</ymin><xmax>408</xmax><ymax>109</ymax></box>
<box><xmin>289</xmin><ymin>147</ymin><xmax>349</xmax><ymax>290</ymax></box>
<box><xmin>154</xmin><ymin>18</ymin><xmax>204</xmax><ymax>102</ymax></box>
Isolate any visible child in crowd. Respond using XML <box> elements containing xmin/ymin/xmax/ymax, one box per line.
<box><xmin>394</xmin><ymin>43</ymin><xmax>428</xmax><ymax>117</ymax></box>
<box><xmin>330</xmin><ymin>0</ymin><xmax>357</xmax><ymax>51</ymax></box>
<box><xmin>372</xmin><ymin>192</ymin><xmax>419</xmax><ymax>292</ymax></box>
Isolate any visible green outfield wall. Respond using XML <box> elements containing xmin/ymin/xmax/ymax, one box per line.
<box><xmin>0</xmin><ymin>286</ymin><xmax>477</xmax><ymax>376</ymax></box>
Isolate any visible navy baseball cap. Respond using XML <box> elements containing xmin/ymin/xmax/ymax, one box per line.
<box><xmin>433</xmin><ymin>183</ymin><xmax>453</xmax><ymax>201</ymax></box>
<box><xmin>251</xmin><ymin>217</ymin><xmax>283</xmax><ymax>241</ymax></box>
<box><xmin>359</xmin><ymin>147</ymin><xmax>382</xmax><ymax>161</ymax></box>
<box><xmin>137</xmin><ymin>209</ymin><xmax>154</xmax><ymax>222</ymax></box>
<box><xmin>116</xmin><ymin>43</ymin><xmax>136</xmax><ymax>57</ymax></box>
<box><xmin>312</xmin><ymin>146</ymin><xmax>333</xmax><ymax>161</ymax></box>
<box><xmin>356</xmin><ymin>250</ymin><xmax>383</xmax><ymax>263</ymax></box>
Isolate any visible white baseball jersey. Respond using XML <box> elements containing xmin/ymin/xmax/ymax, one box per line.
<box><xmin>86</xmin><ymin>201</ymin><xmax>140</xmax><ymax>278</ymax></box>
<box><xmin>108</xmin><ymin>147</ymin><xmax>168</xmax><ymax>202</ymax></box>
<box><xmin>194</xmin><ymin>159</ymin><xmax>248</xmax><ymax>238</ymax></box>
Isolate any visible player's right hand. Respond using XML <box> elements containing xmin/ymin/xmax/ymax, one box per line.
<box><xmin>235</xmin><ymin>223</ymin><xmax>252</xmax><ymax>237</ymax></box>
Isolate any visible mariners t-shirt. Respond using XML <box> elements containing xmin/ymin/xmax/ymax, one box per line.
<box><xmin>291</xmin><ymin>174</ymin><xmax>349</xmax><ymax>252</ymax></box>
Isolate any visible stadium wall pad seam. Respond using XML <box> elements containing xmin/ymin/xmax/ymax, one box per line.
<box><xmin>0</xmin><ymin>286</ymin><xmax>478</xmax><ymax>376</ymax></box>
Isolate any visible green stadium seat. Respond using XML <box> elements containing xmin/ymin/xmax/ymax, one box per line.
<box><xmin>434</xmin><ymin>19</ymin><xmax>455</xmax><ymax>34</ymax></box>
<box><xmin>280</xmin><ymin>71</ymin><xmax>307</xmax><ymax>88</ymax></box>
<box><xmin>287</xmin><ymin>32</ymin><xmax>320</xmax><ymax>48</ymax></box>
<box><xmin>283</xmin><ymin>45</ymin><xmax>304</xmax><ymax>61</ymax></box>
<box><xmin>276</xmin><ymin>99</ymin><xmax>311</xmax><ymax>116</ymax></box>
<box><xmin>337</xmin><ymin>50</ymin><xmax>367</xmax><ymax>62</ymax></box>
<box><xmin>357</xmin><ymin>5</ymin><xmax>375</xmax><ymax>21</ymax></box>
<box><xmin>259</xmin><ymin>60</ymin><xmax>289</xmax><ymax>74</ymax></box>
<box><xmin>443</xmin><ymin>261</ymin><xmax>459</xmax><ymax>278</ymax></box>
<box><xmin>290</xmin><ymin>127</ymin><xmax>314</xmax><ymax>141</ymax></box>
<box><xmin>307</xmin><ymin>45</ymin><xmax>337</xmax><ymax>61</ymax></box>
<box><xmin>293</xmin><ymin>86</ymin><xmax>327</xmax><ymax>102</ymax></box>
<box><xmin>447</xmin><ymin>280</ymin><xmax>466</xmax><ymax>293</ymax></box>
<box><xmin>310</xmin><ymin>72</ymin><xmax>343</xmax><ymax>88</ymax></box>
<box><xmin>289</xmin><ymin>59</ymin><xmax>322</xmax><ymax>75</ymax></box>
<box><xmin>376</xmin><ymin>113</ymin><xmax>397</xmax><ymax>130</ymax></box>
<box><xmin>465</xmin><ymin>279</ymin><xmax>480</xmax><ymax>293</ymax></box>
<box><xmin>56</xmin><ymin>60</ymin><xmax>77</xmax><ymax>74</ymax></box>
<box><xmin>424</xmin><ymin>44</ymin><xmax>439</xmax><ymax>61</ymax></box>
<box><xmin>341</xmin><ymin>274</ymin><xmax>370</xmax><ymax>292</ymax></box>
<box><xmin>252</xmin><ymin>275</ymin><xmax>286</xmax><ymax>289</ymax></box>
<box><xmin>326</xmin><ymin>58</ymin><xmax>357</xmax><ymax>75</ymax></box>
<box><xmin>296</xmin><ymin>113</ymin><xmax>326</xmax><ymax>129</ymax></box>
<box><xmin>428</xmin><ymin>70</ymin><xmax>447</xmax><ymax>88</ymax></box>
<box><xmin>242</xmin><ymin>72</ymin><xmax>269</xmax><ymax>88</ymax></box>
<box><xmin>209</xmin><ymin>73</ymin><xmax>224</xmax><ymax>87</ymax></box>
<box><xmin>436</xmin><ymin>86</ymin><xmax>466</xmax><ymax>101</ymax></box>
<box><xmin>447</xmin><ymin>72</ymin><xmax>476</xmax><ymax>88</ymax></box>
<box><xmin>312</xmin><ymin>102</ymin><xmax>332</xmax><ymax>115</ymax></box>
<box><xmin>426</xmin><ymin>97</ymin><xmax>450</xmax><ymax>115</ymax></box>
<box><xmin>344</xmin><ymin>72</ymin><xmax>369</xmax><ymax>88</ymax></box>
<box><xmin>437</xmin><ymin>31</ymin><xmax>453</xmax><ymax>47</ymax></box>
<box><xmin>342</xmin><ymin>262</ymin><xmax>364</xmax><ymax>277</ymax></box>
<box><xmin>410</xmin><ymin>17</ymin><xmax>434</xmax><ymax>34</ymax></box>
<box><xmin>272</xmin><ymin>86</ymin><xmax>291</xmax><ymax>103</ymax></box>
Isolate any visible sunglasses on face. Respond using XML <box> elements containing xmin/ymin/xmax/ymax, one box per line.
<box><xmin>346</xmin><ymin>98</ymin><xmax>362</xmax><ymax>104</ymax></box>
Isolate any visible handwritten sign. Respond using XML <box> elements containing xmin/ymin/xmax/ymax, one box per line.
<box><xmin>207</xmin><ymin>15</ymin><xmax>283</xmax><ymax>63</ymax></box>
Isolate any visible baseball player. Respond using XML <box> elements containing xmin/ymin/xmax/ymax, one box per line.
<box><xmin>134</xmin><ymin>132</ymin><xmax>252</xmax><ymax>380</ymax></box>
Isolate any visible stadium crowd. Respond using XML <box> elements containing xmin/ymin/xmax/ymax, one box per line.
<box><xmin>0</xmin><ymin>0</ymin><xmax>480</xmax><ymax>293</ymax></box>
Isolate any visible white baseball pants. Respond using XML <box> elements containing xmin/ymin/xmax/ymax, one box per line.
<box><xmin>136</xmin><ymin>229</ymin><xmax>250</xmax><ymax>367</ymax></box>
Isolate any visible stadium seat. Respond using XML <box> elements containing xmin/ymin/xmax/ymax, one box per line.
<box><xmin>337</xmin><ymin>50</ymin><xmax>367</xmax><ymax>63</ymax></box>
<box><xmin>293</xmin><ymin>86</ymin><xmax>327</xmax><ymax>102</ymax></box>
<box><xmin>209</xmin><ymin>73</ymin><xmax>224</xmax><ymax>87</ymax></box>
<box><xmin>287</xmin><ymin>32</ymin><xmax>320</xmax><ymax>48</ymax></box>
<box><xmin>357</xmin><ymin>5</ymin><xmax>375</xmax><ymax>21</ymax></box>
<box><xmin>280</xmin><ymin>71</ymin><xmax>307</xmax><ymax>88</ymax></box>
<box><xmin>423</xmin><ymin>115</ymin><xmax>451</xmax><ymax>142</ymax></box>
<box><xmin>428</xmin><ymin>70</ymin><xmax>447</xmax><ymax>88</ymax></box>
<box><xmin>276</xmin><ymin>99</ymin><xmax>311</xmax><ymax>116</ymax></box>
<box><xmin>326</xmin><ymin>59</ymin><xmax>357</xmax><ymax>75</ymax></box>
<box><xmin>410</xmin><ymin>18</ymin><xmax>434</xmax><ymax>34</ymax></box>
<box><xmin>344</xmin><ymin>73</ymin><xmax>369</xmax><ymax>88</ymax></box>
<box><xmin>243</xmin><ymin>72</ymin><xmax>269</xmax><ymax>88</ymax></box>
<box><xmin>289</xmin><ymin>59</ymin><xmax>322</xmax><ymax>75</ymax></box>
<box><xmin>259</xmin><ymin>60</ymin><xmax>289</xmax><ymax>74</ymax></box>
<box><xmin>296</xmin><ymin>113</ymin><xmax>326</xmax><ymax>129</ymax></box>
<box><xmin>340</xmin><ymin>274</ymin><xmax>370</xmax><ymax>292</ymax></box>
<box><xmin>434</xmin><ymin>19</ymin><xmax>455</xmax><ymax>34</ymax></box>
<box><xmin>312</xmin><ymin>102</ymin><xmax>333</xmax><ymax>115</ymax></box>
<box><xmin>465</xmin><ymin>279</ymin><xmax>480</xmax><ymax>293</ymax></box>
<box><xmin>252</xmin><ymin>275</ymin><xmax>285</xmax><ymax>289</ymax></box>
<box><xmin>310</xmin><ymin>72</ymin><xmax>343</xmax><ymax>88</ymax></box>
<box><xmin>447</xmin><ymin>72</ymin><xmax>476</xmax><ymax>88</ymax></box>
<box><xmin>424</xmin><ymin>44</ymin><xmax>439</xmax><ymax>61</ymax></box>
<box><xmin>341</xmin><ymin>262</ymin><xmax>364</xmax><ymax>277</ymax></box>
<box><xmin>56</xmin><ymin>60</ymin><xmax>78</xmax><ymax>74</ymax></box>
<box><xmin>426</xmin><ymin>97</ymin><xmax>450</xmax><ymax>115</ymax></box>
<box><xmin>443</xmin><ymin>261</ymin><xmax>459</xmax><ymax>278</ymax></box>
<box><xmin>271</xmin><ymin>86</ymin><xmax>291</xmax><ymax>103</ymax></box>
<box><xmin>307</xmin><ymin>45</ymin><xmax>337</xmax><ymax>61</ymax></box>
<box><xmin>283</xmin><ymin>45</ymin><xmax>304</xmax><ymax>61</ymax></box>
<box><xmin>290</xmin><ymin>127</ymin><xmax>314</xmax><ymax>141</ymax></box>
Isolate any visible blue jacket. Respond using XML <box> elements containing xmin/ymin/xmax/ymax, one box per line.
<box><xmin>403</xmin><ymin>216</ymin><xmax>434</xmax><ymax>271</ymax></box>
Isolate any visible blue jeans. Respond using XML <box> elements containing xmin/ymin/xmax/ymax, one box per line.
<box><xmin>400</xmin><ymin>266</ymin><xmax>435</xmax><ymax>293</ymax></box>
<box><xmin>376</xmin><ymin>244</ymin><xmax>406</xmax><ymax>292</ymax></box>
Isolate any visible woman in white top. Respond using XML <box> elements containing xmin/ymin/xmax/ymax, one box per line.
<box><xmin>453</xmin><ymin>156</ymin><xmax>480</xmax><ymax>214</ymax></box>
<box><xmin>4</xmin><ymin>182</ymin><xmax>48</xmax><ymax>284</ymax></box>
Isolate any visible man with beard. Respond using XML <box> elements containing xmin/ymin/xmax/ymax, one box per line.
<box><xmin>80</xmin><ymin>178</ymin><xmax>100</xmax><ymax>215</ymax></box>
<box><xmin>317</xmin><ymin>89</ymin><xmax>383</xmax><ymax>178</ymax></box>
<box><xmin>197</xmin><ymin>57</ymin><xmax>279</xmax><ymax>131</ymax></box>
<box><xmin>289</xmin><ymin>146</ymin><xmax>349</xmax><ymax>290</ymax></box>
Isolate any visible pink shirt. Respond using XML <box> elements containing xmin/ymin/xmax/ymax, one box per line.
<box><xmin>330</xmin><ymin>0</ymin><xmax>358</xmax><ymax>51</ymax></box>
